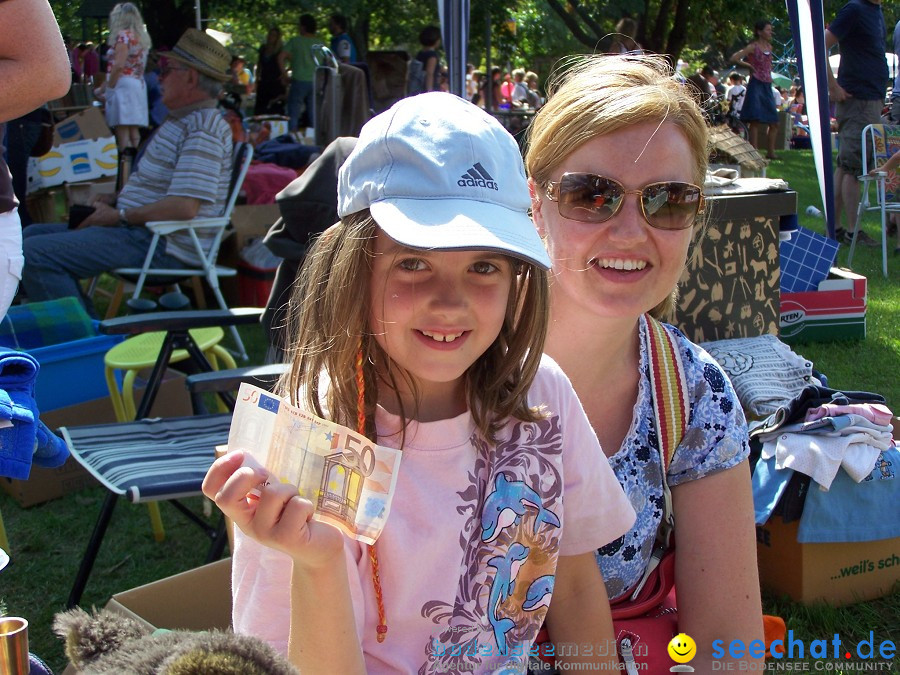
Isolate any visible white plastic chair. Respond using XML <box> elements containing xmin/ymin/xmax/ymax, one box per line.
<box><xmin>112</xmin><ymin>142</ymin><xmax>254</xmax><ymax>358</ymax></box>
<box><xmin>852</xmin><ymin>124</ymin><xmax>900</xmax><ymax>277</ymax></box>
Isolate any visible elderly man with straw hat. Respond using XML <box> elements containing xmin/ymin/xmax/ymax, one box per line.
<box><xmin>22</xmin><ymin>28</ymin><xmax>234</xmax><ymax>314</ymax></box>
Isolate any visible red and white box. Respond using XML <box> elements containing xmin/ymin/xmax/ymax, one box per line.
<box><xmin>780</xmin><ymin>267</ymin><xmax>866</xmax><ymax>343</ymax></box>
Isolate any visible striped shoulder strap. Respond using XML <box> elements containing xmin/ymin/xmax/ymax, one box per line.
<box><xmin>645</xmin><ymin>314</ymin><xmax>690</xmax><ymax>547</ymax></box>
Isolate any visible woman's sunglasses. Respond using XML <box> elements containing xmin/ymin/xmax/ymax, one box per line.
<box><xmin>545</xmin><ymin>172</ymin><xmax>704</xmax><ymax>231</ymax></box>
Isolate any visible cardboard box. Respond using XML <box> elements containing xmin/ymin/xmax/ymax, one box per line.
<box><xmin>756</xmin><ymin>420</ymin><xmax>900</xmax><ymax>606</ymax></box>
<box><xmin>64</xmin><ymin>176</ymin><xmax>116</xmax><ymax>207</ymax></box>
<box><xmin>61</xmin><ymin>559</ymin><xmax>233</xmax><ymax>675</ymax></box>
<box><xmin>27</xmin><ymin>108</ymin><xmax>117</xmax><ymax>193</ymax></box>
<box><xmin>52</xmin><ymin>107</ymin><xmax>107</xmax><ymax>145</ymax></box>
<box><xmin>105</xmin><ymin>558</ymin><xmax>232</xmax><ymax>631</ymax></box>
<box><xmin>220</xmin><ymin>204</ymin><xmax>282</xmax><ymax>305</ymax></box>
<box><xmin>779</xmin><ymin>267</ymin><xmax>867</xmax><ymax>343</ymax></box>
<box><xmin>757</xmin><ymin>515</ymin><xmax>900</xmax><ymax>606</ymax></box>
<box><xmin>0</xmin><ymin>370</ymin><xmax>191</xmax><ymax>507</ymax></box>
<box><xmin>674</xmin><ymin>190</ymin><xmax>796</xmax><ymax>342</ymax></box>
<box><xmin>230</xmin><ymin>203</ymin><xmax>281</xmax><ymax>252</ymax></box>
<box><xmin>0</xmin><ymin>456</ymin><xmax>97</xmax><ymax>508</ymax></box>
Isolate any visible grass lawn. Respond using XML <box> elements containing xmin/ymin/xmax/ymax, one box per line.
<box><xmin>1</xmin><ymin>149</ymin><xmax>898</xmax><ymax>673</ymax></box>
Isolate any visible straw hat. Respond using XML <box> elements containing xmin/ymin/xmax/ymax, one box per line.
<box><xmin>158</xmin><ymin>28</ymin><xmax>231</xmax><ymax>82</ymax></box>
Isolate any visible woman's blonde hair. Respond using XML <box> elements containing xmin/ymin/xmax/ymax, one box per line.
<box><xmin>108</xmin><ymin>2</ymin><xmax>152</xmax><ymax>51</ymax></box>
<box><xmin>280</xmin><ymin>210</ymin><xmax>550</xmax><ymax>445</ymax></box>
<box><xmin>525</xmin><ymin>54</ymin><xmax>709</xmax><ymax>320</ymax></box>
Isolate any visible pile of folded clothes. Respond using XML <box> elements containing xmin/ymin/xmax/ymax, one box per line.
<box><xmin>749</xmin><ymin>386</ymin><xmax>898</xmax><ymax>545</ymax></box>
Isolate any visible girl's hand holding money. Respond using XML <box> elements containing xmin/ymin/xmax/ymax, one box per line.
<box><xmin>203</xmin><ymin>451</ymin><xmax>345</xmax><ymax>570</ymax></box>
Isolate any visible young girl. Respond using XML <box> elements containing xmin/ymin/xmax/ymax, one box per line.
<box><xmin>204</xmin><ymin>92</ymin><xmax>635</xmax><ymax>674</ymax></box>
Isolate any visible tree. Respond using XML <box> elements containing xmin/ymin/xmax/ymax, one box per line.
<box><xmin>539</xmin><ymin>0</ymin><xmax>788</xmax><ymax>65</ymax></box>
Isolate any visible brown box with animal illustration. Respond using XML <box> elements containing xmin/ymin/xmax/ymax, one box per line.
<box><xmin>674</xmin><ymin>189</ymin><xmax>796</xmax><ymax>342</ymax></box>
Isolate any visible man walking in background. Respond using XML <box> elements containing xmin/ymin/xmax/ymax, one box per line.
<box><xmin>826</xmin><ymin>0</ymin><xmax>888</xmax><ymax>246</ymax></box>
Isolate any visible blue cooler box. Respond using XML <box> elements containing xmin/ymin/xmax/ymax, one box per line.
<box><xmin>1</xmin><ymin>299</ymin><xmax>127</xmax><ymax>411</ymax></box>
<box><xmin>30</xmin><ymin>322</ymin><xmax>125</xmax><ymax>411</ymax></box>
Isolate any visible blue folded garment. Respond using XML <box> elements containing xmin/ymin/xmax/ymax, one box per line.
<box><xmin>34</xmin><ymin>418</ymin><xmax>69</xmax><ymax>468</ymax></box>
<box><xmin>0</xmin><ymin>351</ymin><xmax>40</xmax><ymax>479</ymax></box>
<box><xmin>0</xmin><ymin>386</ymin><xmax>36</xmax><ymax>479</ymax></box>
<box><xmin>798</xmin><ymin>447</ymin><xmax>900</xmax><ymax>543</ymax></box>
<box><xmin>0</xmin><ymin>350</ymin><xmax>69</xmax><ymax>478</ymax></box>
<box><xmin>752</xmin><ymin>454</ymin><xmax>795</xmax><ymax>525</ymax></box>
<box><xmin>0</xmin><ymin>350</ymin><xmax>39</xmax><ymax>389</ymax></box>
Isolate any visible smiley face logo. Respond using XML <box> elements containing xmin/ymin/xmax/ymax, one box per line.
<box><xmin>667</xmin><ymin>633</ymin><xmax>697</xmax><ymax>663</ymax></box>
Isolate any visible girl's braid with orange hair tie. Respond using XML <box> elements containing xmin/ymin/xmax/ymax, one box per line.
<box><xmin>357</xmin><ymin>344</ymin><xmax>387</xmax><ymax>642</ymax></box>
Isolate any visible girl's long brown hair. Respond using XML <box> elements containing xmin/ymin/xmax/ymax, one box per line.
<box><xmin>280</xmin><ymin>210</ymin><xmax>550</xmax><ymax>444</ymax></box>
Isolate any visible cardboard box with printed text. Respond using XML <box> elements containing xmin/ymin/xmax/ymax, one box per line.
<box><xmin>756</xmin><ymin>421</ymin><xmax>900</xmax><ymax>606</ymax></box>
<box><xmin>780</xmin><ymin>267</ymin><xmax>867</xmax><ymax>343</ymax></box>
<box><xmin>26</xmin><ymin>107</ymin><xmax>118</xmax><ymax>193</ymax></box>
<box><xmin>756</xmin><ymin>516</ymin><xmax>899</xmax><ymax>607</ymax></box>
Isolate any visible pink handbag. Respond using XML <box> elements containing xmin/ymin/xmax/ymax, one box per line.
<box><xmin>609</xmin><ymin>546</ymin><xmax>678</xmax><ymax>671</ymax></box>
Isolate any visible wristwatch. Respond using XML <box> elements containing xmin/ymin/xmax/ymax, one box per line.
<box><xmin>118</xmin><ymin>207</ymin><xmax>128</xmax><ymax>226</ymax></box>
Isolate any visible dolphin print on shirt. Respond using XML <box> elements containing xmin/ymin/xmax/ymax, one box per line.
<box><xmin>481</xmin><ymin>472</ymin><xmax>561</xmax><ymax>543</ymax></box>
<box><xmin>486</xmin><ymin>542</ymin><xmax>529</xmax><ymax>654</ymax></box>
<box><xmin>522</xmin><ymin>575</ymin><xmax>555</xmax><ymax>611</ymax></box>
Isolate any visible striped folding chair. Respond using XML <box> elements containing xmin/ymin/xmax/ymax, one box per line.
<box><xmin>60</xmin><ymin>307</ymin><xmax>278</xmax><ymax>608</ymax></box>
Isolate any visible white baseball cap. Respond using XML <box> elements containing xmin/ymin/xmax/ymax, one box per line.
<box><xmin>338</xmin><ymin>92</ymin><xmax>551</xmax><ymax>270</ymax></box>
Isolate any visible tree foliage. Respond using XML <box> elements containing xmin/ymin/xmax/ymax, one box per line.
<box><xmin>48</xmin><ymin>0</ymin><xmax>900</xmax><ymax>79</ymax></box>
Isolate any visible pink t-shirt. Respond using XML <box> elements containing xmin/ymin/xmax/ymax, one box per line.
<box><xmin>232</xmin><ymin>355</ymin><xmax>635</xmax><ymax>673</ymax></box>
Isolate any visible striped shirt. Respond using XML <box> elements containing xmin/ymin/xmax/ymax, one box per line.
<box><xmin>118</xmin><ymin>100</ymin><xmax>232</xmax><ymax>265</ymax></box>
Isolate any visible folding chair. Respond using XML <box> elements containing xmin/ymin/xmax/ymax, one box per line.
<box><xmin>61</xmin><ymin>307</ymin><xmax>284</xmax><ymax>608</ymax></box>
<box><xmin>109</xmin><ymin>142</ymin><xmax>255</xmax><ymax>359</ymax></box>
<box><xmin>852</xmin><ymin>123</ymin><xmax>900</xmax><ymax>277</ymax></box>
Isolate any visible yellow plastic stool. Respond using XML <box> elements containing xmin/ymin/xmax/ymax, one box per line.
<box><xmin>104</xmin><ymin>327</ymin><xmax>236</xmax><ymax>422</ymax></box>
<box><xmin>103</xmin><ymin>327</ymin><xmax>237</xmax><ymax>541</ymax></box>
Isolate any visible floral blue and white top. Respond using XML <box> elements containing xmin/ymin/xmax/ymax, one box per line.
<box><xmin>596</xmin><ymin>315</ymin><xmax>750</xmax><ymax>601</ymax></box>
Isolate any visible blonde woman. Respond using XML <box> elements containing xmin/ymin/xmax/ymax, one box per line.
<box><xmin>96</xmin><ymin>2</ymin><xmax>151</xmax><ymax>151</ymax></box>
<box><xmin>526</xmin><ymin>55</ymin><xmax>764</xmax><ymax>670</ymax></box>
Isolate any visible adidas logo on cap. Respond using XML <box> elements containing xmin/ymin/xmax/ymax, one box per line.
<box><xmin>457</xmin><ymin>163</ymin><xmax>498</xmax><ymax>191</ymax></box>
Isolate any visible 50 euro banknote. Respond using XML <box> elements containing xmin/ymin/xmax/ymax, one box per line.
<box><xmin>227</xmin><ymin>382</ymin><xmax>402</xmax><ymax>545</ymax></box>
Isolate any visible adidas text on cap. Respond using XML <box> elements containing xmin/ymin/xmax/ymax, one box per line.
<box><xmin>338</xmin><ymin>92</ymin><xmax>551</xmax><ymax>270</ymax></box>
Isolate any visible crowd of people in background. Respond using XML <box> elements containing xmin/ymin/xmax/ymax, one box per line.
<box><xmin>468</xmin><ymin>65</ymin><xmax>544</xmax><ymax>111</ymax></box>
